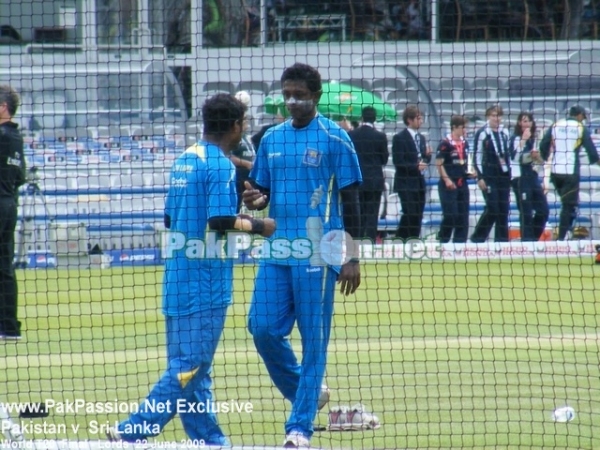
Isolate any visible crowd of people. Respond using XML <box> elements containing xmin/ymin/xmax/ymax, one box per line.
<box><xmin>386</xmin><ymin>103</ymin><xmax>600</xmax><ymax>244</ymax></box>
<box><xmin>336</xmin><ymin>102</ymin><xmax>599</xmax><ymax>245</ymax></box>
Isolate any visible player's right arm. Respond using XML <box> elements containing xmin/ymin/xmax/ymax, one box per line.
<box><xmin>473</xmin><ymin>129</ymin><xmax>487</xmax><ymax>191</ymax></box>
<box><xmin>473</xmin><ymin>128</ymin><xmax>485</xmax><ymax>180</ymax></box>
<box><xmin>580</xmin><ymin>125</ymin><xmax>600</xmax><ymax>166</ymax></box>
<box><xmin>436</xmin><ymin>142</ymin><xmax>455</xmax><ymax>190</ymax></box>
<box><xmin>243</xmin><ymin>132</ymin><xmax>271</xmax><ymax>210</ymax></box>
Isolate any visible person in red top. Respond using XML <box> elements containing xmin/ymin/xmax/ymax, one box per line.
<box><xmin>435</xmin><ymin>115</ymin><xmax>473</xmax><ymax>243</ymax></box>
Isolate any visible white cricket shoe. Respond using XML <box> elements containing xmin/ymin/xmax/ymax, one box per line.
<box><xmin>283</xmin><ymin>430</ymin><xmax>311</xmax><ymax>448</ymax></box>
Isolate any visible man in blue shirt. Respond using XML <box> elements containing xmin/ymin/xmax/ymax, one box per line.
<box><xmin>107</xmin><ymin>94</ymin><xmax>275</xmax><ymax>445</ymax></box>
<box><xmin>243</xmin><ymin>63</ymin><xmax>363</xmax><ymax>448</ymax></box>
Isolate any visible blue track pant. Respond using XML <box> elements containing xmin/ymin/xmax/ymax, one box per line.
<box><xmin>117</xmin><ymin>307</ymin><xmax>229</xmax><ymax>445</ymax></box>
<box><xmin>248</xmin><ymin>263</ymin><xmax>337</xmax><ymax>437</ymax></box>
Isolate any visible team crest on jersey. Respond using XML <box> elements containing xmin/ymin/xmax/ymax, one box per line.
<box><xmin>303</xmin><ymin>147</ymin><xmax>322</xmax><ymax>167</ymax></box>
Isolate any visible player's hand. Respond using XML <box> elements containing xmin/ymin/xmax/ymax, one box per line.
<box><xmin>477</xmin><ymin>179</ymin><xmax>487</xmax><ymax>192</ymax></box>
<box><xmin>338</xmin><ymin>260</ymin><xmax>360</xmax><ymax>296</ymax></box>
<box><xmin>243</xmin><ymin>181</ymin><xmax>267</xmax><ymax>210</ymax></box>
<box><xmin>261</xmin><ymin>218</ymin><xmax>276</xmax><ymax>237</ymax></box>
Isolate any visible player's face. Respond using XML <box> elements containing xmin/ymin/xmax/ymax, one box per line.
<box><xmin>228</xmin><ymin>117</ymin><xmax>245</xmax><ymax>150</ymax></box>
<box><xmin>282</xmin><ymin>80</ymin><xmax>320</xmax><ymax>124</ymax></box>
<box><xmin>519</xmin><ymin>116</ymin><xmax>532</xmax><ymax>130</ymax></box>
<box><xmin>0</xmin><ymin>102</ymin><xmax>8</xmax><ymax>120</ymax></box>
<box><xmin>487</xmin><ymin>111</ymin><xmax>503</xmax><ymax>129</ymax></box>
<box><xmin>452</xmin><ymin>124</ymin><xmax>466</xmax><ymax>139</ymax></box>
<box><xmin>408</xmin><ymin>114</ymin><xmax>423</xmax><ymax>130</ymax></box>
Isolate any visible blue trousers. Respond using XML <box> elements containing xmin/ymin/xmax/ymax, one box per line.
<box><xmin>248</xmin><ymin>263</ymin><xmax>337</xmax><ymax>437</ymax></box>
<box><xmin>438</xmin><ymin>181</ymin><xmax>470</xmax><ymax>243</ymax></box>
<box><xmin>117</xmin><ymin>307</ymin><xmax>229</xmax><ymax>445</ymax></box>
<box><xmin>471</xmin><ymin>175</ymin><xmax>511</xmax><ymax>243</ymax></box>
<box><xmin>512</xmin><ymin>175</ymin><xmax>549</xmax><ymax>241</ymax></box>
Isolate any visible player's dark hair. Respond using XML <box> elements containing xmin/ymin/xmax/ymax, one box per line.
<box><xmin>281</xmin><ymin>63</ymin><xmax>322</xmax><ymax>94</ymax></box>
<box><xmin>513</xmin><ymin>111</ymin><xmax>537</xmax><ymax>138</ymax></box>
<box><xmin>450</xmin><ymin>115</ymin><xmax>467</xmax><ymax>130</ymax></box>
<box><xmin>485</xmin><ymin>104</ymin><xmax>504</xmax><ymax>117</ymax></box>
<box><xmin>402</xmin><ymin>105</ymin><xmax>421</xmax><ymax>125</ymax></box>
<box><xmin>0</xmin><ymin>84</ymin><xmax>20</xmax><ymax>117</ymax></box>
<box><xmin>202</xmin><ymin>93</ymin><xmax>247</xmax><ymax>136</ymax></box>
<box><xmin>361</xmin><ymin>106</ymin><xmax>377</xmax><ymax>124</ymax></box>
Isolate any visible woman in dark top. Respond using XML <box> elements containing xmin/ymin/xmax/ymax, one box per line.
<box><xmin>509</xmin><ymin>111</ymin><xmax>549</xmax><ymax>241</ymax></box>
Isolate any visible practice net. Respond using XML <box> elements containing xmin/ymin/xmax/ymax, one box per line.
<box><xmin>2</xmin><ymin>1</ymin><xmax>600</xmax><ymax>449</ymax></box>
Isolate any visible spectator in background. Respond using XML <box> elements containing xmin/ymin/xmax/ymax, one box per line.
<box><xmin>509</xmin><ymin>112</ymin><xmax>549</xmax><ymax>241</ymax></box>
<box><xmin>337</xmin><ymin>118</ymin><xmax>354</xmax><ymax>132</ymax></box>
<box><xmin>470</xmin><ymin>105</ymin><xmax>511</xmax><ymax>243</ymax></box>
<box><xmin>0</xmin><ymin>84</ymin><xmax>26</xmax><ymax>340</ymax></box>
<box><xmin>230</xmin><ymin>91</ymin><xmax>256</xmax><ymax>212</ymax></box>
<box><xmin>393</xmin><ymin>105</ymin><xmax>431</xmax><ymax>240</ymax></box>
<box><xmin>435</xmin><ymin>115</ymin><xmax>472</xmax><ymax>243</ymax></box>
<box><xmin>406</xmin><ymin>0</ymin><xmax>426</xmax><ymax>39</ymax></box>
<box><xmin>251</xmin><ymin>112</ymin><xmax>286</xmax><ymax>150</ymax></box>
<box><xmin>390</xmin><ymin>1</ymin><xmax>408</xmax><ymax>38</ymax></box>
<box><xmin>203</xmin><ymin>0</ymin><xmax>225</xmax><ymax>47</ymax></box>
<box><xmin>349</xmin><ymin>106</ymin><xmax>389</xmax><ymax>240</ymax></box>
<box><xmin>540</xmin><ymin>105</ymin><xmax>600</xmax><ymax>240</ymax></box>
<box><xmin>106</xmin><ymin>93</ymin><xmax>275</xmax><ymax>445</ymax></box>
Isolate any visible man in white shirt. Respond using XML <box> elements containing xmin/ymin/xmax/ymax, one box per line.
<box><xmin>539</xmin><ymin>105</ymin><xmax>600</xmax><ymax>240</ymax></box>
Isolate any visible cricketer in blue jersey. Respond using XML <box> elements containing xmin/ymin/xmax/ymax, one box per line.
<box><xmin>242</xmin><ymin>63</ymin><xmax>363</xmax><ymax>448</ymax></box>
<box><xmin>107</xmin><ymin>94</ymin><xmax>275</xmax><ymax>446</ymax></box>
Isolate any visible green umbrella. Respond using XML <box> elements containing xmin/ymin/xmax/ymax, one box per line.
<box><xmin>263</xmin><ymin>81</ymin><xmax>397</xmax><ymax>122</ymax></box>
<box><xmin>263</xmin><ymin>95</ymin><xmax>288</xmax><ymax>117</ymax></box>
<box><xmin>318</xmin><ymin>81</ymin><xmax>397</xmax><ymax>122</ymax></box>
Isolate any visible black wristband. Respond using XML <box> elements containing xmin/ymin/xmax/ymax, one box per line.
<box><xmin>250</xmin><ymin>218</ymin><xmax>265</xmax><ymax>235</ymax></box>
<box><xmin>349</xmin><ymin>258</ymin><xmax>360</xmax><ymax>263</ymax></box>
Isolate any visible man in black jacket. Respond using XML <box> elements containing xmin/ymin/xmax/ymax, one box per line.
<box><xmin>392</xmin><ymin>105</ymin><xmax>431</xmax><ymax>240</ymax></box>
<box><xmin>0</xmin><ymin>85</ymin><xmax>26</xmax><ymax>339</ymax></box>
<box><xmin>348</xmin><ymin>107</ymin><xmax>389</xmax><ymax>240</ymax></box>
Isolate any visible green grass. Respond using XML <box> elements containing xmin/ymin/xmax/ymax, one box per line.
<box><xmin>1</xmin><ymin>259</ymin><xmax>600</xmax><ymax>449</ymax></box>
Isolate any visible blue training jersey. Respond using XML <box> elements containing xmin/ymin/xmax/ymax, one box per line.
<box><xmin>162</xmin><ymin>141</ymin><xmax>237</xmax><ymax>316</ymax></box>
<box><xmin>250</xmin><ymin>114</ymin><xmax>362</xmax><ymax>266</ymax></box>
